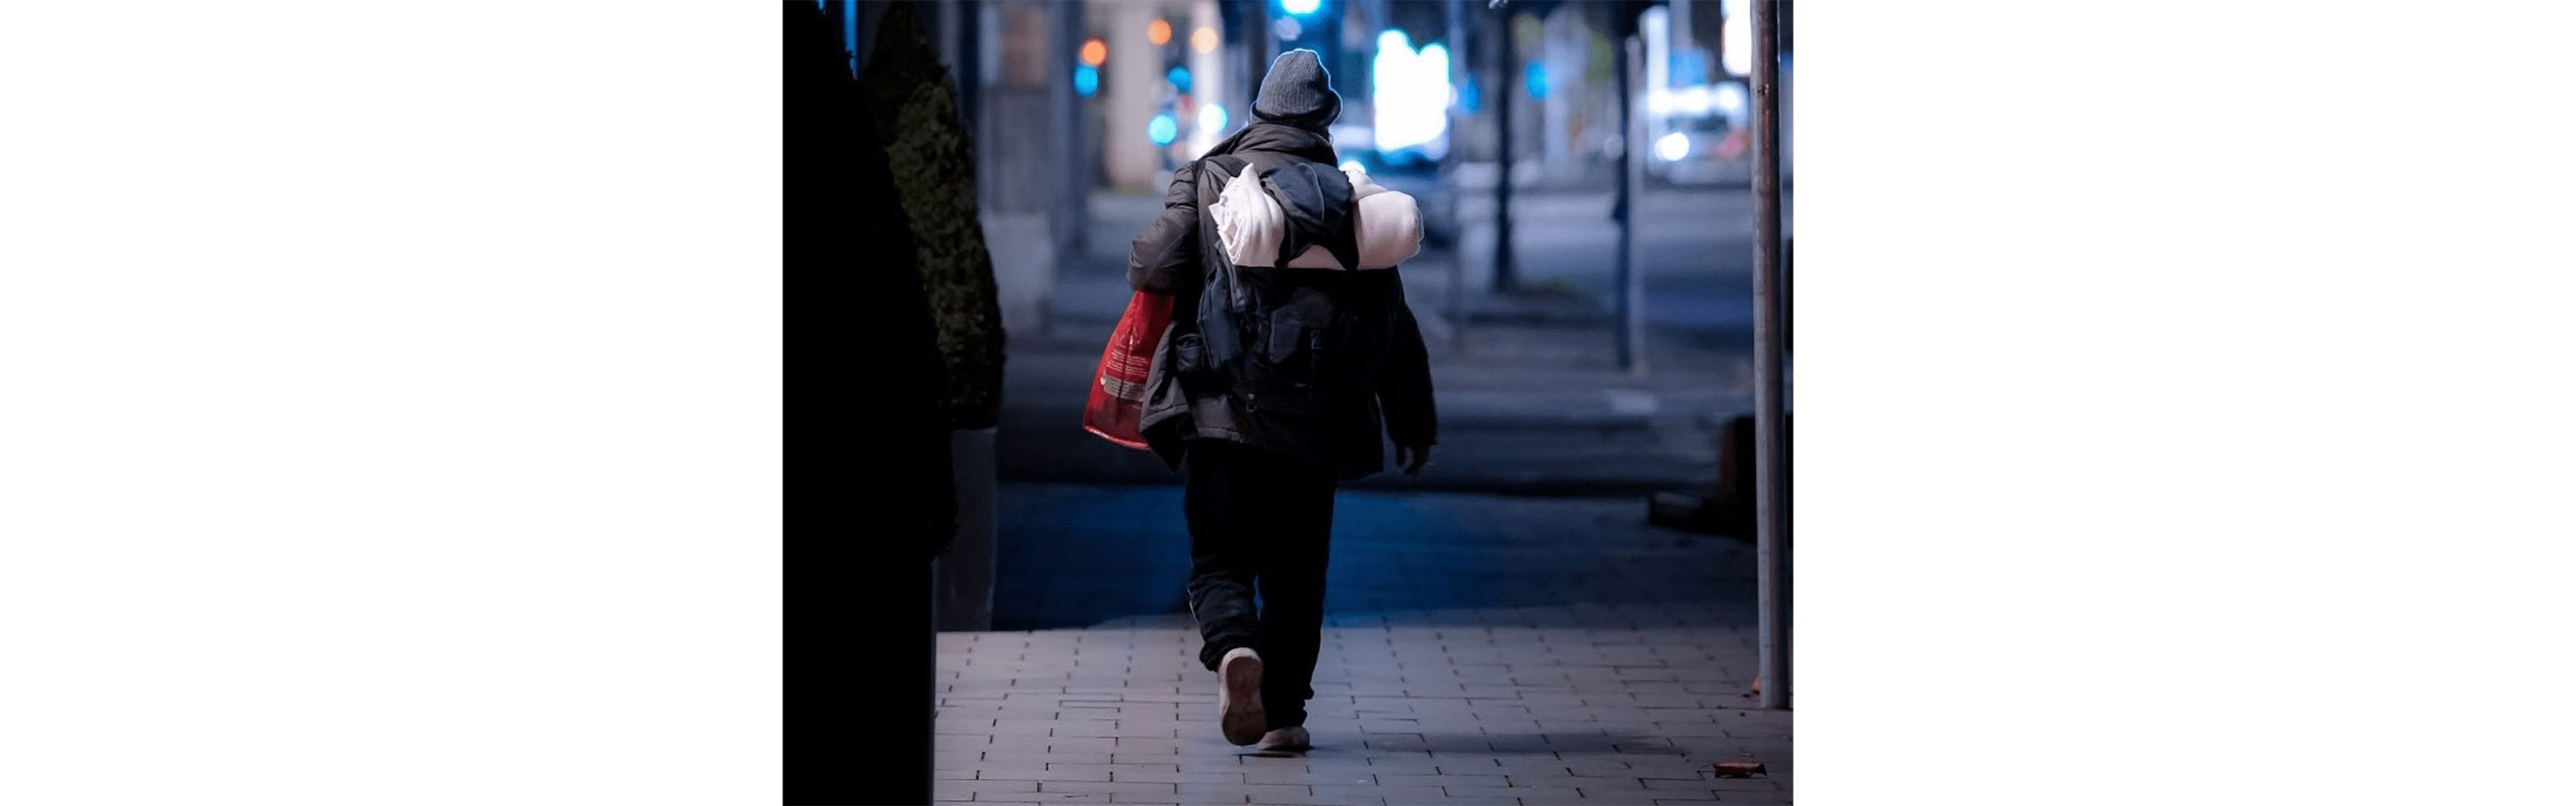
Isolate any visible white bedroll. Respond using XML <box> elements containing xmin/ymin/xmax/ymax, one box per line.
<box><xmin>1209</xmin><ymin>164</ymin><xmax>1425</xmax><ymax>270</ymax></box>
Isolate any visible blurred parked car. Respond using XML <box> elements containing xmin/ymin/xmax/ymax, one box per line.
<box><xmin>1333</xmin><ymin>123</ymin><xmax>1459</xmax><ymax>247</ymax></box>
<box><xmin>1645</xmin><ymin>79</ymin><xmax>1751</xmax><ymax>186</ymax></box>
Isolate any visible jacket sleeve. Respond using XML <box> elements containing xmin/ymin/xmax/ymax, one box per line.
<box><xmin>1128</xmin><ymin>162</ymin><xmax>1200</xmax><ymax>294</ymax></box>
<box><xmin>1375</xmin><ymin>268</ymin><xmax>1438</xmax><ymax>448</ymax></box>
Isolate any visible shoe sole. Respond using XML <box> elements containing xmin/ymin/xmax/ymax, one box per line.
<box><xmin>1218</xmin><ymin>653</ymin><xmax>1266</xmax><ymax>746</ymax></box>
<box><xmin>1256</xmin><ymin>732</ymin><xmax>1310</xmax><ymax>753</ymax></box>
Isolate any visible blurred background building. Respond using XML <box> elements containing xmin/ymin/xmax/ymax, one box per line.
<box><xmin>824</xmin><ymin>0</ymin><xmax>1790</xmax><ymax>631</ymax></box>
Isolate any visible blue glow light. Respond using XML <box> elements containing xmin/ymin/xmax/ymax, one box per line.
<box><xmin>1524</xmin><ymin>61</ymin><xmax>1548</xmax><ymax>100</ymax></box>
<box><xmin>1197</xmin><ymin>104</ymin><xmax>1229</xmax><ymax>138</ymax></box>
<box><xmin>1281</xmin><ymin>0</ymin><xmax>1321</xmax><ymax>17</ymax></box>
<box><xmin>1673</xmin><ymin>51</ymin><xmax>1710</xmax><ymax>87</ymax></box>
<box><xmin>1148</xmin><ymin>113</ymin><xmax>1179</xmax><ymax>146</ymax></box>
<box><xmin>1166</xmin><ymin>66</ymin><xmax>1191</xmax><ymax>93</ymax></box>
<box><xmin>1074</xmin><ymin>64</ymin><xmax>1099</xmax><ymax>97</ymax></box>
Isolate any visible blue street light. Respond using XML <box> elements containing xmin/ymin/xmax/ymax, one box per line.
<box><xmin>1280</xmin><ymin>0</ymin><xmax>1321</xmax><ymax>17</ymax></box>
<box><xmin>1074</xmin><ymin>64</ymin><xmax>1099</xmax><ymax>97</ymax></box>
<box><xmin>1148</xmin><ymin>113</ymin><xmax>1179</xmax><ymax>146</ymax></box>
<box><xmin>1524</xmin><ymin>61</ymin><xmax>1548</xmax><ymax>100</ymax></box>
<box><xmin>1166</xmin><ymin>66</ymin><xmax>1191</xmax><ymax>93</ymax></box>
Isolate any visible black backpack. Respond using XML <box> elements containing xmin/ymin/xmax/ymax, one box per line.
<box><xmin>1171</xmin><ymin>152</ymin><xmax>1386</xmax><ymax>417</ymax></box>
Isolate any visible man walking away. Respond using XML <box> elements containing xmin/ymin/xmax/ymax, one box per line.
<box><xmin>1126</xmin><ymin>49</ymin><xmax>1437</xmax><ymax>752</ymax></box>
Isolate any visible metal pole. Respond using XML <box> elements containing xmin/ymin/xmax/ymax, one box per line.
<box><xmin>954</xmin><ymin>0</ymin><xmax>980</xmax><ymax>131</ymax></box>
<box><xmin>1751</xmin><ymin>0</ymin><xmax>1790</xmax><ymax>711</ymax></box>
<box><xmin>1671</xmin><ymin>0</ymin><xmax>1694</xmax><ymax>79</ymax></box>
<box><xmin>1613</xmin><ymin>35</ymin><xmax>1643</xmax><ymax>374</ymax></box>
<box><xmin>1446</xmin><ymin>0</ymin><xmax>1470</xmax><ymax>351</ymax></box>
<box><xmin>1491</xmin><ymin>4</ymin><xmax>1517</xmax><ymax>292</ymax></box>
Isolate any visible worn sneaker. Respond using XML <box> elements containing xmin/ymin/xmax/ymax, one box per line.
<box><xmin>1216</xmin><ymin>648</ymin><xmax>1267</xmax><ymax>745</ymax></box>
<box><xmin>1255</xmin><ymin>726</ymin><xmax>1311</xmax><ymax>752</ymax></box>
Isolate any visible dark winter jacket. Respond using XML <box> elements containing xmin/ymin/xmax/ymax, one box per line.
<box><xmin>1129</xmin><ymin>123</ymin><xmax>1437</xmax><ymax>481</ymax></box>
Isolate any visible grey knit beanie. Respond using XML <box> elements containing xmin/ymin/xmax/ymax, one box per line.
<box><xmin>1251</xmin><ymin>49</ymin><xmax>1340</xmax><ymax>131</ymax></box>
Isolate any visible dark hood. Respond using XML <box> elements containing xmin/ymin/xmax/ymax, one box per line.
<box><xmin>1201</xmin><ymin>122</ymin><xmax>1336</xmax><ymax>165</ymax></box>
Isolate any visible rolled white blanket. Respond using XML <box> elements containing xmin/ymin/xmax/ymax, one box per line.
<box><xmin>1211</xmin><ymin>164</ymin><xmax>1423</xmax><ymax>270</ymax></box>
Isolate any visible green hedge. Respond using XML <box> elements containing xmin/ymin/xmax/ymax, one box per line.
<box><xmin>860</xmin><ymin>1</ymin><xmax>1005</xmax><ymax>430</ymax></box>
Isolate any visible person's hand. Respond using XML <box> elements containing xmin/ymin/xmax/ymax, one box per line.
<box><xmin>1396</xmin><ymin>444</ymin><xmax>1433</xmax><ymax>478</ymax></box>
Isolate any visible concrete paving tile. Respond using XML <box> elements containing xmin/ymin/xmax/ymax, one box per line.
<box><xmin>1356</xmin><ymin>756</ymin><xmax>1443</xmax><ymax>774</ymax></box>
<box><xmin>1433</xmin><ymin>784</ymin><xmax>1526</xmax><ymax>801</ymax></box>
<box><xmin>1036</xmin><ymin>781</ymin><xmax>1179</xmax><ymax>799</ymax></box>
<box><xmin>1236</xmin><ymin>764</ymin><xmax>1325</xmax><ymax>785</ymax></box>
<box><xmin>1174</xmin><ymin>783</ymin><xmax>1312</xmax><ymax>803</ymax></box>
<box><xmin>1564</xmin><ymin>762</ymin><xmax>1647</xmax><ymax>778</ymax></box>
<box><xmin>1641</xmin><ymin>778</ymin><xmax>1734</xmax><ymax>794</ymax></box>
<box><xmin>1295</xmin><ymin>795</ymin><xmax>1390</xmax><ymax>806</ymax></box>
<box><xmin>938</xmin><ymin>780</ymin><xmax>1039</xmax><ymax>797</ymax></box>
<box><xmin>1373</xmin><ymin>773</ymin><xmax>1511</xmax><ymax>789</ymax></box>
<box><xmin>1311</xmin><ymin>783</ymin><xmax>1450</xmax><ymax>801</ymax></box>
<box><xmin>1108</xmin><ymin>767</ymin><xmax>1245</xmax><ymax>785</ymax></box>
<box><xmin>1008</xmin><ymin>792</ymin><xmax>1112</xmax><ymax>804</ymax></box>
<box><xmin>1302</xmin><ymin>770</ymin><xmax>1382</xmax><ymax>788</ymax></box>
<box><xmin>1510</xmin><ymin>791</ymin><xmax>1608</xmax><ymax>805</ymax></box>
<box><xmin>1108</xmin><ymin>736</ymin><xmax>1193</xmax><ymax>754</ymax></box>
<box><xmin>1502</xmin><ymin>774</ymin><xmax>1620</xmax><ymax>791</ymax></box>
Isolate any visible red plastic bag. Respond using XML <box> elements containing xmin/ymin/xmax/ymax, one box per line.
<box><xmin>1083</xmin><ymin>291</ymin><xmax>1174</xmax><ymax>450</ymax></box>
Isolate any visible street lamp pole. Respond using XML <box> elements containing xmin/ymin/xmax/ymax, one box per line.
<box><xmin>1615</xmin><ymin>34</ymin><xmax>1644</xmax><ymax>374</ymax></box>
<box><xmin>1446</xmin><ymin>0</ymin><xmax>1470</xmax><ymax>351</ymax></box>
<box><xmin>1750</xmin><ymin>0</ymin><xmax>1791</xmax><ymax>711</ymax></box>
<box><xmin>1490</xmin><ymin>2</ymin><xmax>1517</xmax><ymax>292</ymax></box>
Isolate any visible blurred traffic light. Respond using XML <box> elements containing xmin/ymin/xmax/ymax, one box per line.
<box><xmin>1075</xmin><ymin>35</ymin><xmax>1106</xmax><ymax>99</ymax></box>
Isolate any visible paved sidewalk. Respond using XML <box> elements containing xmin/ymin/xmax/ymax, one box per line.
<box><xmin>936</xmin><ymin>612</ymin><xmax>1789</xmax><ymax>805</ymax></box>
<box><xmin>940</xmin><ymin>487</ymin><xmax>1792</xmax><ymax>804</ymax></box>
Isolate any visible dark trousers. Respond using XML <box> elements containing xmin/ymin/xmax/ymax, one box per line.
<box><xmin>1184</xmin><ymin>438</ymin><xmax>1337</xmax><ymax>729</ymax></box>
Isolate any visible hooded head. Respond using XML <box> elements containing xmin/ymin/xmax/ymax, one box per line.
<box><xmin>1251</xmin><ymin>49</ymin><xmax>1341</xmax><ymax>131</ymax></box>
